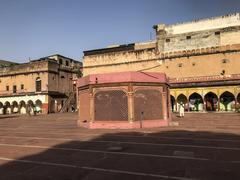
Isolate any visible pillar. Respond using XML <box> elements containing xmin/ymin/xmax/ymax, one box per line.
<box><xmin>203</xmin><ymin>100</ymin><xmax>206</xmax><ymax>112</ymax></box>
<box><xmin>128</xmin><ymin>92</ymin><xmax>134</xmax><ymax>123</ymax></box>
<box><xmin>89</xmin><ymin>92</ymin><xmax>94</xmax><ymax>123</ymax></box>
<box><xmin>162</xmin><ymin>92</ymin><xmax>168</xmax><ymax>120</ymax></box>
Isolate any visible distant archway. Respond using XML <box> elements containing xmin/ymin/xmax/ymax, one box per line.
<box><xmin>19</xmin><ymin>101</ymin><xmax>27</xmax><ymax>114</ymax></box>
<box><xmin>189</xmin><ymin>93</ymin><xmax>204</xmax><ymax>111</ymax></box>
<box><xmin>27</xmin><ymin>100</ymin><xmax>34</xmax><ymax>115</ymax></box>
<box><xmin>237</xmin><ymin>93</ymin><xmax>240</xmax><ymax>112</ymax></box>
<box><xmin>177</xmin><ymin>94</ymin><xmax>188</xmax><ymax>111</ymax></box>
<box><xmin>170</xmin><ymin>95</ymin><xmax>176</xmax><ymax>112</ymax></box>
<box><xmin>220</xmin><ymin>91</ymin><xmax>235</xmax><ymax>111</ymax></box>
<box><xmin>35</xmin><ymin>100</ymin><xmax>42</xmax><ymax>113</ymax></box>
<box><xmin>4</xmin><ymin>101</ymin><xmax>11</xmax><ymax>114</ymax></box>
<box><xmin>204</xmin><ymin>92</ymin><xmax>218</xmax><ymax>111</ymax></box>
<box><xmin>12</xmin><ymin>101</ymin><xmax>18</xmax><ymax>113</ymax></box>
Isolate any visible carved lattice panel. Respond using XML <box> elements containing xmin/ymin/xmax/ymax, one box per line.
<box><xmin>94</xmin><ymin>90</ymin><xmax>128</xmax><ymax>121</ymax></box>
<box><xmin>134</xmin><ymin>89</ymin><xmax>163</xmax><ymax>120</ymax></box>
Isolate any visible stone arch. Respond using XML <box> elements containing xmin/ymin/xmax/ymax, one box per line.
<box><xmin>0</xmin><ymin>102</ymin><xmax>3</xmax><ymax>115</ymax></box>
<box><xmin>220</xmin><ymin>91</ymin><xmax>235</xmax><ymax>111</ymax></box>
<box><xmin>4</xmin><ymin>101</ymin><xmax>11</xmax><ymax>114</ymax></box>
<box><xmin>27</xmin><ymin>100</ymin><xmax>34</xmax><ymax>115</ymax></box>
<box><xmin>177</xmin><ymin>94</ymin><xmax>188</xmax><ymax>111</ymax></box>
<box><xmin>170</xmin><ymin>95</ymin><xmax>176</xmax><ymax>112</ymax></box>
<box><xmin>19</xmin><ymin>101</ymin><xmax>27</xmax><ymax>114</ymax></box>
<box><xmin>189</xmin><ymin>92</ymin><xmax>204</xmax><ymax>111</ymax></box>
<box><xmin>12</xmin><ymin>101</ymin><xmax>19</xmax><ymax>113</ymax></box>
<box><xmin>236</xmin><ymin>93</ymin><xmax>240</xmax><ymax>112</ymax></box>
<box><xmin>35</xmin><ymin>99</ymin><xmax>42</xmax><ymax>113</ymax></box>
<box><xmin>204</xmin><ymin>92</ymin><xmax>218</xmax><ymax>111</ymax></box>
<box><xmin>237</xmin><ymin>93</ymin><xmax>240</xmax><ymax>103</ymax></box>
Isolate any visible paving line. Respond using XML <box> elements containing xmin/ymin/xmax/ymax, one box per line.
<box><xmin>0</xmin><ymin>143</ymin><xmax>209</xmax><ymax>161</ymax></box>
<box><xmin>0</xmin><ymin>135</ymin><xmax>240</xmax><ymax>151</ymax></box>
<box><xmin>0</xmin><ymin>130</ymin><xmax>239</xmax><ymax>143</ymax></box>
<box><xmin>0</xmin><ymin>157</ymin><xmax>196</xmax><ymax>180</ymax></box>
<box><xmin>0</xmin><ymin>129</ymin><xmax>239</xmax><ymax>143</ymax></box>
<box><xmin>81</xmin><ymin>166</ymin><xmax>196</xmax><ymax>180</ymax></box>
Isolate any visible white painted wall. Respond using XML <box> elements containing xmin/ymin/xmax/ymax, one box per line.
<box><xmin>0</xmin><ymin>94</ymin><xmax>47</xmax><ymax>105</ymax></box>
<box><xmin>164</xmin><ymin>13</ymin><xmax>240</xmax><ymax>35</ymax></box>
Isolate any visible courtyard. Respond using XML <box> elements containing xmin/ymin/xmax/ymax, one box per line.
<box><xmin>0</xmin><ymin>112</ymin><xmax>239</xmax><ymax>180</ymax></box>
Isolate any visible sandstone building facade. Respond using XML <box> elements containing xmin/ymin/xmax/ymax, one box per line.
<box><xmin>83</xmin><ymin>13</ymin><xmax>240</xmax><ymax>113</ymax></box>
<box><xmin>0</xmin><ymin>54</ymin><xmax>82</xmax><ymax>114</ymax></box>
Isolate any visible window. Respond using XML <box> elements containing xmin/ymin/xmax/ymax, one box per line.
<box><xmin>59</xmin><ymin>58</ymin><xmax>63</xmax><ymax>64</ymax></box>
<box><xmin>21</xmin><ymin>84</ymin><xmax>24</xmax><ymax>90</ymax></box>
<box><xmin>221</xmin><ymin>70</ymin><xmax>225</xmax><ymax>75</ymax></box>
<box><xmin>13</xmin><ymin>85</ymin><xmax>17</xmax><ymax>93</ymax></box>
<box><xmin>222</xmin><ymin>59</ymin><xmax>229</xmax><ymax>63</ymax></box>
<box><xmin>186</xmin><ymin>36</ymin><xmax>191</xmax><ymax>40</ymax></box>
<box><xmin>66</xmin><ymin>61</ymin><xmax>69</xmax><ymax>66</ymax></box>
<box><xmin>215</xmin><ymin>31</ymin><xmax>220</xmax><ymax>35</ymax></box>
<box><xmin>61</xmin><ymin>75</ymin><xmax>65</xmax><ymax>79</ymax></box>
<box><xmin>36</xmin><ymin>77</ymin><xmax>41</xmax><ymax>92</ymax></box>
<box><xmin>166</xmin><ymin>38</ymin><xmax>170</xmax><ymax>42</ymax></box>
<box><xmin>178</xmin><ymin>63</ymin><xmax>183</xmax><ymax>67</ymax></box>
<box><xmin>6</xmin><ymin>86</ymin><xmax>9</xmax><ymax>91</ymax></box>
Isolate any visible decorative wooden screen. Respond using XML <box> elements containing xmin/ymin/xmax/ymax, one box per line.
<box><xmin>94</xmin><ymin>90</ymin><xmax>128</xmax><ymax>121</ymax></box>
<box><xmin>134</xmin><ymin>89</ymin><xmax>163</xmax><ymax>120</ymax></box>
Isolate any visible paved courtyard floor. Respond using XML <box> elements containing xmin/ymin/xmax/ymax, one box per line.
<box><xmin>0</xmin><ymin>112</ymin><xmax>239</xmax><ymax>180</ymax></box>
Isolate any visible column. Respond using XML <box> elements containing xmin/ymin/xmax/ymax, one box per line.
<box><xmin>203</xmin><ymin>100</ymin><xmax>206</xmax><ymax>112</ymax></box>
<box><xmin>89</xmin><ymin>92</ymin><xmax>94</xmax><ymax>123</ymax></box>
<box><xmin>128</xmin><ymin>92</ymin><xmax>134</xmax><ymax>123</ymax></box>
<box><xmin>162</xmin><ymin>92</ymin><xmax>168</xmax><ymax>120</ymax></box>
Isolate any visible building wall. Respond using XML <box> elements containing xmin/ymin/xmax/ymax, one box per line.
<box><xmin>0</xmin><ymin>56</ymin><xmax>82</xmax><ymax>114</ymax></box>
<box><xmin>47</xmin><ymin>62</ymin><xmax>74</xmax><ymax>94</ymax></box>
<box><xmin>0</xmin><ymin>61</ymin><xmax>49</xmax><ymax>95</ymax></box>
<box><xmin>82</xmin><ymin>13</ymin><xmax>240</xmax><ymax>112</ymax></box>
<box><xmin>162</xmin><ymin>13</ymin><xmax>240</xmax><ymax>35</ymax></box>
<box><xmin>155</xmin><ymin>13</ymin><xmax>240</xmax><ymax>52</ymax></box>
<box><xmin>83</xmin><ymin>44</ymin><xmax>240</xmax><ymax>79</ymax></box>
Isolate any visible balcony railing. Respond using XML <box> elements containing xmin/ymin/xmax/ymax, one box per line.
<box><xmin>169</xmin><ymin>74</ymin><xmax>240</xmax><ymax>84</ymax></box>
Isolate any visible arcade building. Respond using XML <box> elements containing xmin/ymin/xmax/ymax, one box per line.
<box><xmin>82</xmin><ymin>13</ymin><xmax>240</xmax><ymax>113</ymax></box>
<box><xmin>0</xmin><ymin>54</ymin><xmax>82</xmax><ymax>115</ymax></box>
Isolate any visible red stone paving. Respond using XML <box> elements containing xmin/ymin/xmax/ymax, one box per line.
<box><xmin>0</xmin><ymin>112</ymin><xmax>239</xmax><ymax>180</ymax></box>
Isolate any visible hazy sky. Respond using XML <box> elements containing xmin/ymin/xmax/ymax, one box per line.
<box><xmin>0</xmin><ymin>0</ymin><xmax>240</xmax><ymax>62</ymax></box>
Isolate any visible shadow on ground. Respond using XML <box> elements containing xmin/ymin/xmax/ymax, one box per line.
<box><xmin>0</xmin><ymin>130</ymin><xmax>240</xmax><ymax>180</ymax></box>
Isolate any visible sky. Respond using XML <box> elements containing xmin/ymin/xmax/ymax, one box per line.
<box><xmin>0</xmin><ymin>0</ymin><xmax>240</xmax><ymax>63</ymax></box>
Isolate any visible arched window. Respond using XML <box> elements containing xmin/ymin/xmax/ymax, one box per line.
<box><xmin>36</xmin><ymin>77</ymin><xmax>41</xmax><ymax>92</ymax></box>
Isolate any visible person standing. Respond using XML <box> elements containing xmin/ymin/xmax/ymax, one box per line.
<box><xmin>179</xmin><ymin>102</ymin><xmax>185</xmax><ymax>117</ymax></box>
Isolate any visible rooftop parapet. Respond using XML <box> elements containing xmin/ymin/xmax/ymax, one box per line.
<box><xmin>154</xmin><ymin>13</ymin><xmax>240</xmax><ymax>35</ymax></box>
